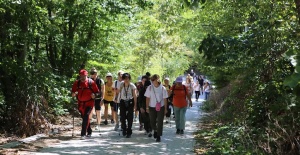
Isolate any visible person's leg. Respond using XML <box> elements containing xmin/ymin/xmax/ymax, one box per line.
<box><xmin>205</xmin><ymin>92</ymin><xmax>209</xmax><ymax>100</ymax></box>
<box><xmin>110</xmin><ymin>102</ymin><xmax>115</xmax><ymax>124</ymax></box>
<box><xmin>119</xmin><ymin>101</ymin><xmax>127</xmax><ymax>135</ymax></box>
<box><xmin>179</xmin><ymin>106</ymin><xmax>187</xmax><ymax>133</ymax></box>
<box><xmin>149</xmin><ymin>107</ymin><xmax>157</xmax><ymax>136</ymax></box>
<box><xmin>81</xmin><ymin>106</ymin><xmax>93</xmax><ymax>137</ymax></box>
<box><xmin>93</xmin><ymin>100</ymin><xmax>101</xmax><ymax>130</ymax></box>
<box><xmin>173</xmin><ymin>106</ymin><xmax>180</xmax><ymax>133</ymax></box>
<box><xmin>156</xmin><ymin>107</ymin><xmax>165</xmax><ymax>137</ymax></box>
<box><xmin>126</xmin><ymin>103</ymin><xmax>134</xmax><ymax>137</ymax></box>
<box><xmin>114</xmin><ymin>103</ymin><xmax>119</xmax><ymax>131</ymax></box>
<box><xmin>104</xmin><ymin>102</ymin><xmax>109</xmax><ymax>124</ymax></box>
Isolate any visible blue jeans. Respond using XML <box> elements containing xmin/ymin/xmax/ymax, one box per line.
<box><xmin>205</xmin><ymin>92</ymin><xmax>210</xmax><ymax>100</ymax></box>
<box><xmin>173</xmin><ymin>106</ymin><xmax>187</xmax><ymax>130</ymax></box>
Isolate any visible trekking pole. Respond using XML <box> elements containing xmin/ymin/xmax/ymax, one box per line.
<box><xmin>72</xmin><ymin>98</ymin><xmax>77</xmax><ymax>137</ymax></box>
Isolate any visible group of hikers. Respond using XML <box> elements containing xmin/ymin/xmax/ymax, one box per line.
<box><xmin>71</xmin><ymin>68</ymin><xmax>210</xmax><ymax>142</ymax></box>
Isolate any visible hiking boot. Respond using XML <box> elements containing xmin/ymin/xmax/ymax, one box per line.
<box><xmin>86</xmin><ymin>134</ymin><xmax>91</xmax><ymax>138</ymax></box>
<box><xmin>148</xmin><ymin>132</ymin><xmax>152</xmax><ymax>138</ymax></box>
<box><xmin>156</xmin><ymin>136</ymin><xmax>161</xmax><ymax>142</ymax></box>
<box><xmin>176</xmin><ymin>129</ymin><xmax>180</xmax><ymax>134</ymax></box>
<box><xmin>122</xmin><ymin>131</ymin><xmax>127</xmax><ymax>136</ymax></box>
<box><xmin>153</xmin><ymin>131</ymin><xmax>158</xmax><ymax>138</ymax></box>
<box><xmin>95</xmin><ymin>125</ymin><xmax>100</xmax><ymax>131</ymax></box>
<box><xmin>80</xmin><ymin>136</ymin><xmax>85</xmax><ymax>140</ymax></box>
<box><xmin>139</xmin><ymin>125</ymin><xmax>143</xmax><ymax>131</ymax></box>
<box><xmin>126</xmin><ymin>134</ymin><xmax>131</xmax><ymax>138</ymax></box>
<box><xmin>180</xmin><ymin>130</ymin><xmax>184</xmax><ymax>134</ymax></box>
<box><xmin>104</xmin><ymin>120</ymin><xmax>108</xmax><ymax>125</ymax></box>
<box><xmin>111</xmin><ymin>119</ymin><xmax>115</xmax><ymax>124</ymax></box>
<box><xmin>114</xmin><ymin>123</ymin><xmax>119</xmax><ymax>131</ymax></box>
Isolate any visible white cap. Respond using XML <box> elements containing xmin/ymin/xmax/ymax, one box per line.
<box><xmin>106</xmin><ymin>73</ymin><xmax>113</xmax><ymax>77</ymax></box>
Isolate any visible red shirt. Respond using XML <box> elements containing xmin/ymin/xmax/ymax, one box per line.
<box><xmin>72</xmin><ymin>79</ymin><xmax>99</xmax><ymax>107</ymax></box>
<box><xmin>171</xmin><ymin>85</ymin><xmax>188</xmax><ymax>108</ymax></box>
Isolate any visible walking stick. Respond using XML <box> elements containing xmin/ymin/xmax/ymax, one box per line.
<box><xmin>72</xmin><ymin>113</ymin><xmax>75</xmax><ymax>137</ymax></box>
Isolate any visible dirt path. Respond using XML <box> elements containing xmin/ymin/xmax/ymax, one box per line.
<box><xmin>27</xmin><ymin>94</ymin><xmax>204</xmax><ymax>155</ymax></box>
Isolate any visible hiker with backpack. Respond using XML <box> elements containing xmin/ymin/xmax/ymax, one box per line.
<box><xmin>138</xmin><ymin>75</ymin><xmax>152</xmax><ymax>136</ymax></box>
<box><xmin>71</xmin><ymin>69</ymin><xmax>100</xmax><ymax>139</ymax></box>
<box><xmin>113</xmin><ymin>70</ymin><xmax>124</xmax><ymax>131</ymax></box>
<box><xmin>89</xmin><ymin>68</ymin><xmax>105</xmax><ymax>131</ymax></box>
<box><xmin>170</xmin><ymin>76</ymin><xmax>193</xmax><ymax>135</ymax></box>
<box><xmin>117</xmin><ymin>73</ymin><xmax>137</xmax><ymax>138</ymax></box>
<box><xmin>103</xmin><ymin>73</ymin><xmax>116</xmax><ymax>125</ymax></box>
<box><xmin>163</xmin><ymin>77</ymin><xmax>172</xmax><ymax>123</ymax></box>
<box><xmin>144</xmin><ymin>74</ymin><xmax>169</xmax><ymax>142</ymax></box>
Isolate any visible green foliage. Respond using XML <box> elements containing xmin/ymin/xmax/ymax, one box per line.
<box><xmin>194</xmin><ymin>0</ymin><xmax>300</xmax><ymax>154</ymax></box>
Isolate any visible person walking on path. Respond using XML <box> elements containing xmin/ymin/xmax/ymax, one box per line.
<box><xmin>203</xmin><ymin>81</ymin><xmax>211</xmax><ymax>100</ymax></box>
<box><xmin>71</xmin><ymin>70</ymin><xmax>99</xmax><ymax>139</ymax></box>
<box><xmin>163</xmin><ymin>77</ymin><xmax>172</xmax><ymax>123</ymax></box>
<box><xmin>113</xmin><ymin>71</ymin><xmax>124</xmax><ymax>131</ymax></box>
<box><xmin>103</xmin><ymin>73</ymin><xmax>116</xmax><ymax>125</ymax></box>
<box><xmin>170</xmin><ymin>76</ymin><xmax>193</xmax><ymax>135</ymax></box>
<box><xmin>138</xmin><ymin>76</ymin><xmax>152</xmax><ymax>136</ymax></box>
<box><xmin>118</xmin><ymin>73</ymin><xmax>137</xmax><ymax>138</ymax></box>
<box><xmin>197</xmin><ymin>75</ymin><xmax>204</xmax><ymax>95</ymax></box>
<box><xmin>145</xmin><ymin>74</ymin><xmax>168</xmax><ymax>142</ymax></box>
<box><xmin>193</xmin><ymin>81</ymin><xmax>201</xmax><ymax>102</ymax></box>
<box><xmin>185</xmin><ymin>77</ymin><xmax>194</xmax><ymax>97</ymax></box>
<box><xmin>89</xmin><ymin>68</ymin><xmax>104</xmax><ymax>130</ymax></box>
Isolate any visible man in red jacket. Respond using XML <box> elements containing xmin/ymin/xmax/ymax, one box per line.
<box><xmin>72</xmin><ymin>69</ymin><xmax>99</xmax><ymax>139</ymax></box>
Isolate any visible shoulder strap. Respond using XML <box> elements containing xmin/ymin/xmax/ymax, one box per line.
<box><xmin>115</xmin><ymin>80</ymin><xmax>118</xmax><ymax>89</ymax></box>
<box><xmin>77</xmin><ymin>80</ymin><xmax>80</xmax><ymax>90</ymax></box>
<box><xmin>88</xmin><ymin>78</ymin><xmax>94</xmax><ymax>93</ymax></box>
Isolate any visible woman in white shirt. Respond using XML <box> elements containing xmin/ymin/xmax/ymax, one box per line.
<box><xmin>145</xmin><ymin>74</ymin><xmax>168</xmax><ymax>142</ymax></box>
<box><xmin>193</xmin><ymin>81</ymin><xmax>201</xmax><ymax>102</ymax></box>
<box><xmin>118</xmin><ymin>73</ymin><xmax>137</xmax><ymax>138</ymax></box>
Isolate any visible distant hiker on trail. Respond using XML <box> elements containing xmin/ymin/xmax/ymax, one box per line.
<box><xmin>89</xmin><ymin>68</ymin><xmax>104</xmax><ymax>131</ymax></box>
<box><xmin>185</xmin><ymin>77</ymin><xmax>194</xmax><ymax>97</ymax></box>
<box><xmin>103</xmin><ymin>73</ymin><xmax>116</xmax><ymax>125</ymax></box>
<box><xmin>71</xmin><ymin>69</ymin><xmax>99</xmax><ymax>139</ymax></box>
<box><xmin>194</xmin><ymin>81</ymin><xmax>201</xmax><ymax>102</ymax></box>
<box><xmin>203</xmin><ymin>81</ymin><xmax>211</xmax><ymax>100</ymax></box>
<box><xmin>138</xmin><ymin>75</ymin><xmax>152</xmax><ymax>137</ymax></box>
<box><xmin>170</xmin><ymin>76</ymin><xmax>193</xmax><ymax>135</ymax></box>
<box><xmin>113</xmin><ymin>70</ymin><xmax>124</xmax><ymax>131</ymax></box>
<box><xmin>145</xmin><ymin>74</ymin><xmax>168</xmax><ymax>142</ymax></box>
<box><xmin>190</xmin><ymin>69</ymin><xmax>195</xmax><ymax>78</ymax></box>
<box><xmin>136</xmin><ymin>78</ymin><xmax>144</xmax><ymax>131</ymax></box>
<box><xmin>163</xmin><ymin>77</ymin><xmax>172</xmax><ymax>123</ymax></box>
<box><xmin>117</xmin><ymin>73</ymin><xmax>137</xmax><ymax>138</ymax></box>
<box><xmin>197</xmin><ymin>75</ymin><xmax>204</xmax><ymax>95</ymax></box>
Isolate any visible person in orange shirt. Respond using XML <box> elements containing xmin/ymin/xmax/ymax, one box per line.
<box><xmin>170</xmin><ymin>76</ymin><xmax>192</xmax><ymax>135</ymax></box>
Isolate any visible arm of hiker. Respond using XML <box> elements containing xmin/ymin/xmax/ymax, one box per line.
<box><xmin>164</xmin><ymin>98</ymin><xmax>168</xmax><ymax>115</ymax></box>
<box><xmin>146</xmin><ymin>97</ymin><xmax>150</xmax><ymax>113</ymax></box>
<box><xmin>163</xmin><ymin>88</ymin><xmax>168</xmax><ymax>115</ymax></box>
<box><xmin>133</xmin><ymin>88</ymin><xmax>137</xmax><ymax>111</ymax></box>
<box><xmin>71</xmin><ymin>81</ymin><xmax>78</xmax><ymax>97</ymax></box>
